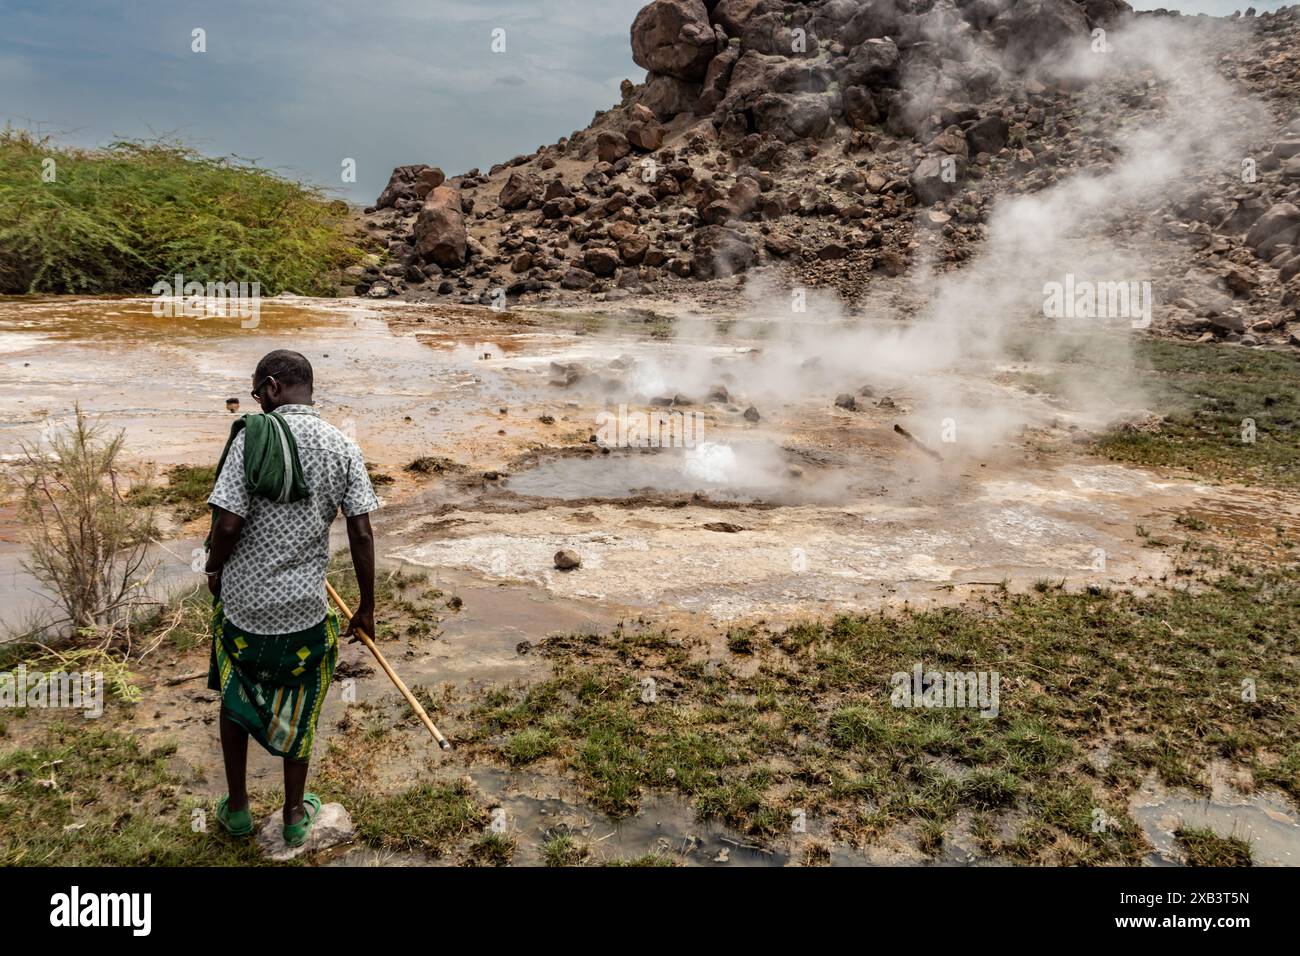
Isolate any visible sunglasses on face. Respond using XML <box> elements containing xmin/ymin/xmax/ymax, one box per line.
<box><xmin>251</xmin><ymin>376</ymin><xmax>275</xmax><ymax>400</ymax></box>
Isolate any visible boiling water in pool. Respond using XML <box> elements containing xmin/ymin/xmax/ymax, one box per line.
<box><xmin>504</xmin><ymin>441</ymin><xmax>858</xmax><ymax>504</ymax></box>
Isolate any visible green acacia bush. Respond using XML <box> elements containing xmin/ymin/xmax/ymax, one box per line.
<box><xmin>0</xmin><ymin>128</ymin><xmax>364</xmax><ymax>295</ymax></box>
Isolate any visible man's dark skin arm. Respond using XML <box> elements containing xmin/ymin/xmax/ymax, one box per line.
<box><xmin>205</xmin><ymin>507</ymin><xmax>246</xmax><ymax>596</ymax></box>
<box><xmin>343</xmin><ymin>513</ymin><xmax>375</xmax><ymax>641</ymax></box>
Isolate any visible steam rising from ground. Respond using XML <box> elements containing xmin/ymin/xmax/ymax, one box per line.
<box><xmin>584</xmin><ymin>17</ymin><xmax>1272</xmax><ymax>494</ymax></box>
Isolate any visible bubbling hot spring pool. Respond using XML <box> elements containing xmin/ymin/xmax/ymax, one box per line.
<box><xmin>502</xmin><ymin>440</ymin><xmax>865</xmax><ymax>505</ymax></box>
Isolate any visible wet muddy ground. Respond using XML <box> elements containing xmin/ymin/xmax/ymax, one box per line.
<box><xmin>10</xmin><ymin>293</ymin><xmax>1293</xmax><ymax>631</ymax></box>
<box><xmin>2</xmin><ymin>295</ymin><xmax>1297</xmax><ymax>865</ymax></box>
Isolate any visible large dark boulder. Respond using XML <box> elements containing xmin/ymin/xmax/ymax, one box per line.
<box><xmin>966</xmin><ymin>114</ymin><xmax>1010</xmax><ymax>155</ymax></box>
<box><xmin>597</xmin><ymin>131</ymin><xmax>632</xmax><ymax>163</ymax></box>
<box><xmin>413</xmin><ymin>186</ymin><xmax>467</xmax><ymax>268</ymax></box>
<box><xmin>817</xmin><ymin>0</ymin><xmax>862</xmax><ymax>25</ymax></box>
<box><xmin>711</xmin><ymin>0</ymin><xmax>781</xmax><ymax>36</ymax></box>
<box><xmin>994</xmin><ymin>0</ymin><xmax>1090</xmax><ymax>70</ymax></box>
<box><xmin>839</xmin><ymin>37</ymin><xmax>901</xmax><ymax>89</ymax></box>
<box><xmin>770</xmin><ymin>60</ymin><xmax>835</xmax><ymax>93</ymax></box>
<box><xmin>1245</xmin><ymin>203</ymin><xmax>1300</xmax><ymax>255</ymax></box>
<box><xmin>639</xmin><ymin>73</ymin><xmax>704</xmax><ymax>118</ymax></box>
<box><xmin>692</xmin><ymin>225</ymin><xmax>756</xmax><ymax>279</ymax></box>
<box><xmin>1078</xmin><ymin>0</ymin><xmax>1133</xmax><ymax>28</ymax></box>
<box><xmin>753</xmin><ymin>93</ymin><xmax>833</xmax><ymax>142</ymax></box>
<box><xmin>498</xmin><ymin>171</ymin><xmax>539</xmax><ymax>211</ymax></box>
<box><xmin>840</xmin><ymin>0</ymin><xmax>904</xmax><ymax>46</ymax></box>
<box><xmin>632</xmin><ymin>0</ymin><xmax>717</xmax><ymax>82</ymax></box>
<box><xmin>696</xmin><ymin>45</ymin><xmax>740</xmax><ymax>113</ymax></box>
<box><xmin>733</xmin><ymin>12</ymin><xmax>805</xmax><ymax>55</ymax></box>
<box><xmin>897</xmin><ymin>1</ymin><xmax>970</xmax><ymax>54</ymax></box>
<box><xmin>843</xmin><ymin>87</ymin><xmax>880</xmax><ymax>128</ymax></box>
<box><xmin>413</xmin><ymin>167</ymin><xmax>446</xmax><ymax>200</ymax></box>
<box><xmin>962</xmin><ymin>0</ymin><xmax>1011</xmax><ymax>29</ymax></box>
<box><xmin>376</xmin><ymin>164</ymin><xmax>431</xmax><ymax>209</ymax></box>
<box><xmin>720</xmin><ymin>51</ymin><xmax>834</xmax><ymax>115</ymax></box>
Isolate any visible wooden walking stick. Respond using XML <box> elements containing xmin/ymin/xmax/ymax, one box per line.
<box><xmin>325</xmin><ymin>578</ymin><xmax>452</xmax><ymax>751</ymax></box>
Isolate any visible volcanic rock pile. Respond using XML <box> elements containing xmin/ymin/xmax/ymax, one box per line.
<box><xmin>354</xmin><ymin>0</ymin><xmax>1300</xmax><ymax>348</ymax></box>
<box><xmin>1148</xmin><ymin>7</ymin><xmax>1300</xmax><ymax>346</ymax></box>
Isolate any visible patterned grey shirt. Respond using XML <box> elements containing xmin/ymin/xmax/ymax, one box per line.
<box><xmin>208</xmin><ymin>404</ymin><xmax>379</xmax><ymax>634</ymax></box>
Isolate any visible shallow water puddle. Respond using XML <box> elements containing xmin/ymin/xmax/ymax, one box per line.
<box><xmin>471</xmin><ymin>767</ymin><xmax>793</xmax><ymax>866</ymax></box>
<box><xmin>502</xmin><ymin>442</ymin><xmax>862</xmax><ymax>504</ymax></box>
<box><xmin>1129</xmin><ymin>768</ymin><xmax>1300</xmax><ymax>866</ymax></box>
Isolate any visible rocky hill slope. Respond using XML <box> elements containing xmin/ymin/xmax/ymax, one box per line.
<box><xmin>354</xmin><ymin>0</ymin><xmax>1300</xmax><ymax>349</ymax></box>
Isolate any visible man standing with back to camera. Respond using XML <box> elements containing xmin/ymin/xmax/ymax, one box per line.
<box><xmin>203</xmin><ymin>349</ymin><xmax>378</xmax><ymax>847</ymax></box>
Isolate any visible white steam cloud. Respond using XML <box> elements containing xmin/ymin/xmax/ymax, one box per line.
<box><xmin>580</xmin><ymin>15</ymin><xmax>1273</xmax><ymax>493</ymax></box>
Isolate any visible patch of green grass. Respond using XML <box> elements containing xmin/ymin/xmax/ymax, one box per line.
<box><xmin>918</xmin><ymin>819</ymin><xmax>947</xmax><ymax>856</ymax></box>
<box><xmin>503</xmin><ymin>728</ymin><xmax>559</xmax><ymax>765</ymax></box>
<box><xmin>827</xmin><ymin>706</ymin><xmax>889</xmax><ymax>749</ymax></box>
<box><xmin>958</xmin><ymin>769</ymin><xmax>1022</xmax><ymax>810</ymax></box>
<box><xmin>129</xmin><ymin>464</ymin><xmax>216</xmax><ymax>520</ymax></box>
<box><xmin>474</xmin><ymin>679</ymin><xmax>565</xmax><ymax>736</ymax></box>
<box><xmin>0</xmin><ymin>724</ymin><xmax>268</xmax><ymax>865</ymax></box>
<box><xmin>603</xmin><ymin>852</ymin><xmax>680</xmax><ymax>867</ymax></box>
<box><xmin>575</xmin><ymin>701</ymin><xmax>646</xmax><ymax>816</ymax></box>
<box><xmin>326</xmin><ymin>553</ymin><xmax>450</xmax><ymax>643</ymax></box>
<box><xmin>1175</xmin><ymin>826</ymin><xmax>1253</xmax><ymax>867</ymax></box>
<box><xmin>541</xmin><ymin>831</ymin><xmax>589</xmax><ymax>866</ymax></box>
<box><xmin>1255</xmin><ymin>743</ymin><xmax>1300</xmax><ymax>797</ymax></box>
<box><xmin>696</xmin><ymin>772</ymin><xmax>786</xmax><ymax>836</ymax></box>
<box><xmin>0</xmin><ymin>129</ymin><xmax>364</xmax><ymax>295</ymax></box>
<box><xmin>1094</xmin><ymin>339</ymin><xmax>1300</xmax><ymax>487</ymax></box>
<box><xmin>343</xmin><ymin>781</ymin><xmax>487</xmax><ymax>855</ymax></box>
<box><xmin>465</xmin><ymin>830</ymin><xmax>515</xmax><ymax>866</ymax></box>
<box><xmin>726</xmin><ymin>628</ymin><xmax>756</xmax><ymax>654</ymax></box>
<box><xmin>472</xmin><ymin>562</ymin><xmax>1300</xmax><ymax>863</ymax></box>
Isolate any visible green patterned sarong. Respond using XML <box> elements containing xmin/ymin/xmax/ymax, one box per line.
<box><xmin>208</xmin><ymin>601</ymin><xmax>339</xmax><ymax>759</ymax></box>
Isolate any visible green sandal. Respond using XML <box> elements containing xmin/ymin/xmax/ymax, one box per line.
<box><xmin>283</xmin><ymin>793</ymin><xmax>322</xmax><ymax>848</ymax></box>
<box><xmin>216</xmin><ymin>796</ymin><xmax>254</xmax><ymax>837</ymax></box>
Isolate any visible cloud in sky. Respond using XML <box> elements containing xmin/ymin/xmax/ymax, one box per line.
<box><xmin>0</xmin><ymin>0</ymin><xmax>1285</xmax><ymax>202</ymax></box>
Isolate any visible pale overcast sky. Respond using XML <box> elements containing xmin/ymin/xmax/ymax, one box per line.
<box><xmin>0</xmin><ymin>0</ymin><xmax>1287</xmax><ymax>204</ymax></box>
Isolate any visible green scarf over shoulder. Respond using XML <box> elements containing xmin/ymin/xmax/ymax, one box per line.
<box><xmin>206</xmin><ymin>411</ymin><xmax>310</xmax><ymax>546</ymax></box>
